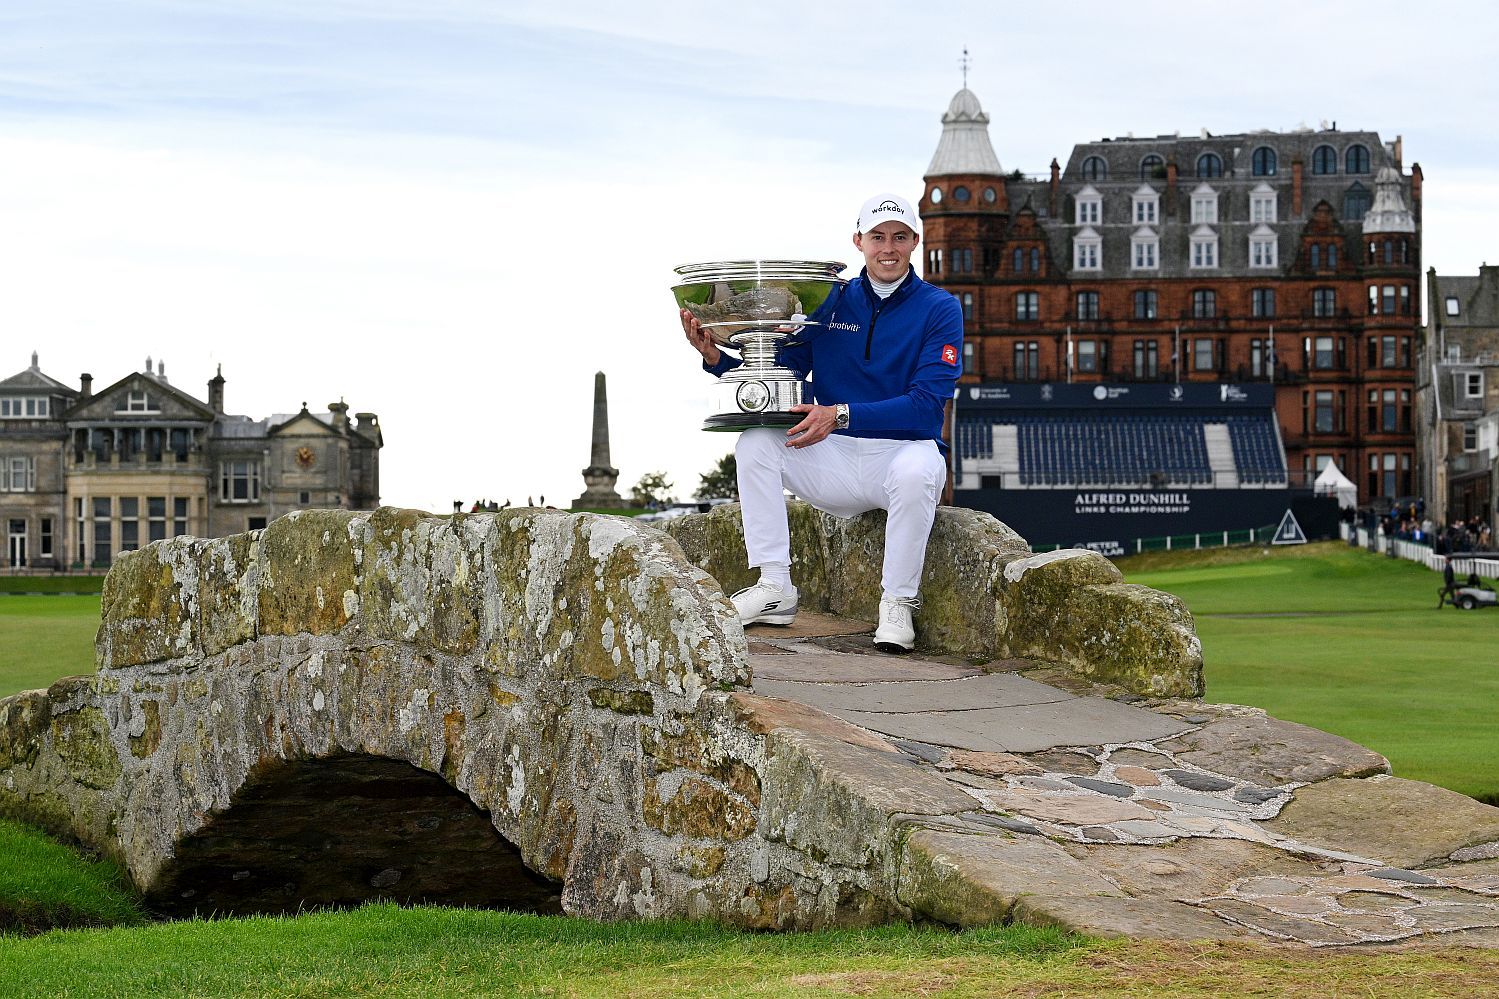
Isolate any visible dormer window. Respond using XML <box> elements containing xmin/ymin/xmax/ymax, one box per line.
<box><xmin>1252</xmin><ymin>146</ymin><xmax>1277</xmax><ymax>176</ymax></box>
<box><xmin>1081</xmin><ymin>155</ymin><xmax>1107</xmax><ymax>181</ymax></box>
<box><xmin>1139</xmin><ymin>154</ymin><xmax>1165</xmax><ymax>179</ymax></box>
<box><xmin>1249</xmin><ymin>225</ymin><xmax>1278</xmax><ymax>268</ymax></box>
<box><xmin>1131</xmin><ymin>227</ymin><xmax>1159</xmax><ymax>270</ymax></box>
<box><xmin>1073</xmin><ymin>227</ymin><xmax>1101</xmax><ymax>270</ymax></box>
<box><xmin>1075</xmin><ymin>185</ymin><xmax>1101</xmax><ymax>225</ymax></box>
<box><xmin>1343</xmin><ymin>183</ymin><xmax>1371</xmax><ymax>220</ymax></box>
<box><xmin>1196</xmin><ymin>152</ymin><xmax>1223</xmax><ymax>178</ymax></box>
<box><xmin>1312</xmin><ymin>145</ymin><xmax>1337</xmax><ymax>175</ymax></box>
<box><xmin>1346</xmin><ymin>144</ymin><xmax>1370</xmax><ymax>174</ymax></box>
<box><xmin>1190</xmin><ymin>226</ymin><xmax>1218</xmax><ymax>269</ymax></box>
<box><xmin>1190</xmin><ymin>184</ymin><xmax>1218</xmax><ymax>224</ymax></box>
<box><xmin>1446</xmin><ymin>296</ymin><xmax>1461</xmax><ymax>316</ymax></box>
<box><xmin>0</xmin><ymin>397</ymin><xmax>50</xmax><ymax>418</ymax></box>
<box><xmin>1250</xmin><ymin>183</ymin><xmax>1277</xmax><ymax>223</ymax></box>
<box><xmin>1132</xmin><ymin>184</ymin><xmax>1159</xmax><ymax>224</ymax></box>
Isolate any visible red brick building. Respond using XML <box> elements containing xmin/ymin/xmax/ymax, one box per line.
<box><xmin>922</xmin><ymin>88</ymin><xmax>1421</xmax><ymax>506</ymax></box>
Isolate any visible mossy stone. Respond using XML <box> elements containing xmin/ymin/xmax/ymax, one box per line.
<box><xmin>257</xmin><ymin>509</ymin><xmax>360</xmax><ymax>636</ymax></box>
<box><xmin>99</xmin><ymin>545</ymin><xmax>191</xmax><ymax>667</ymax></box>
<box><xmin>50</xmin><ymin>706</ymin><xmax>121</xmax><ymax>790</ymax></box>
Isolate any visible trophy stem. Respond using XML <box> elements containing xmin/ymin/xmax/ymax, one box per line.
<box><xmin>737</xmin><ymin>332</ymin><xmax>782</xmax><ymax>368</ymax></box>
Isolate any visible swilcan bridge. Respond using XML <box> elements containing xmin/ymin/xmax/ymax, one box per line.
<box><xmin>4</xmin><ymin>506</ymin><xmax>1499</xmax><ymax>943</ymax></box>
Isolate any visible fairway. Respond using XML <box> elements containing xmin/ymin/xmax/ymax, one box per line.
<box><xmin>1124</xmin><ymin>541</ymin><xmax>1499</xmax><ymax>801</ymax></box>
<box><xmin>0</xmin><ymin>596</ymin><xmax>100</xmax><ymax>697</ymax></box>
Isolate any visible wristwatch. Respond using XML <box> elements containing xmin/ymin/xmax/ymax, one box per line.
<box><xmin>834</xmin><ymin>403</ymin><xmax>850</xmax><ymax>430</ymax></box>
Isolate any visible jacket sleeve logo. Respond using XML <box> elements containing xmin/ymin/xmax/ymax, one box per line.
<box><xmin>941</xmin><ymin>344</ymin><xmax>958</xmax><ymax>366</ymax></box>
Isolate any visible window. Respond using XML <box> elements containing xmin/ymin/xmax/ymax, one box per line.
<box><xmin>1134</xmin><ymin>340</ymin><xmax>1159</xmax><ymax>378</ymax></box>
<box><xmin>1381</xmin><ymin>285</ymin><xmax>1396</xmax><ymax>315</ymax></box>
<box><xmin>120</xmin><ymin>498</ymin><xmax>139</xmax><ymax>553</ymax></box>
<box><xmin>148</xmin><ymin>497</ymin><xmax>167</xmax><ymax>542</ymax></box>
<box><xmin>1311</xmin><ymin>245</ymin><xmax>1320</xmax><ymax>270</ymax></box>
<box><xmin>1190</xmin><ymin>185</ymin><xmax>1218</xmax><ymax>223</ymax></box>
<box><xmin>1464</xmin><ymin>423</ymin><xmax>1479</xmax><ymax>452</ymax></box>
<box><xmin>1343</xmin><ymin>184</ymin><xmax>1371</xmax><ymax>220</ymax></box>
<box><xmin>0</xmin><ymin>397</ymin><xmax>50</xmax><ymax>418</ymax></box>
<box><xmin>1312</xmin><ymin>145</ymin><xmax>1337</xmax><ymax>175</ymax></box>
<box><xmin>1140</xmin><ymin>154</ymin><xmax>1164</xmax><ymax>179</ymax></box>
<box><xmin>1376</xmin><ymin>389</ymin><xmax>1398</xmax><ymax>432</ymax></box>
<box><xmin>1134</xmin><ymin>289</ymin><xmax>1157</xmax><ymax>319</ymax></box>
<box><xmin>1081</xmin><ymin>155</ymin><xmax>1107</xmax><ymax>181</ymax></box>
<box><xmin>961</xmin><ymin>292</ymin><xmax>974</xmax><ymax>321</ymax></box>
<box><xmin>1346</xmin><ymin>144</ymin><xmax>1370</xmax><ymax>174</ymax></box>
<box><xmin>1075</xmin><ymin>188</ymin><xmax>1101</xmax><ymax>225</ymax></box>
<box><xmin>75</xmin><ymin>498</ymin><xmax>86</xmax><ymax>565</ymax></box>
<box><xmin>299</xmin><ymin>490</ymin><xmax>312</xmax><ymax>505</ymax></box>
<box><xmin>1193</xmin><ymin>338</ymin><xmax>1215</xmax><ymax>371</ymax></box>
<box><xmin>1252</xmin><ymin>146</ymin><xmax>1277</xmax><ymax>176</ymax></box>
<box><xmin>953</xmin><ymin>185</ymin><xmax>971</xmax><ymax>202</ymax></box>
<box><xmin>93</xmin><ymin>497</ymin><xmax>111</xmax><ymax>566</ymax></box>
<box><xmin>248</xmin><ymin>517</ymin><xmax>268</xmax><ymax>531</ymax></box>
<box><xmin>1383</xmin><ymin>240</ymin><xmax>1394</xmax><ymax>265</ymax></box>
<box><xmin>1011</xmin><ymin>248</ymin><xmax>1022</xmax><ymax>273</ymax></box>
<box><xmin>1251</xmin><ymin>338</ymin><xmax>1276</xmax><ymax>377</ymax></box>
<box><xmin>955</xmin><ymin>248</ymin><xmax>973</xmax><ymax>273</ymax></box>
<box><xmin>1015</xmin><ymin>292</ymin><xmax>1039</xmax><ymax>321</ymax></box>
<box><xmin>40</xmin><ymin>518</ymin><xmax>52</xmax><ymax>559</ymax></box>
<box><xmin>1250</xmin><ymin>185</ymin><xmax>1277</xmax><ymax>223</ymax></box>
<box><xmin>1445</xmin><ymin>295</ymin><xmax>1460</xmax><ymax>316</ymax></box>
<box><xmin>117</xmin><ymin>390</ymin><xmax>159</xmax><ymax>413</ymax></box>
<box><xmin>1133</xmin><ymin>186</ymin><xmax>1159</xmax><ymax>224</ymax></box>
<box><xmin>1192</xmin><ymin>289</ymin><xmax>1216</xmax><ymax>318</ymax></box>
<box><xmin>1076</xmin><ymin>339</ymin><xmax>1098</xmax><ymax>373</ymax></box>
<box><xmin>1465</xmin><ymin>372</ymin><xmax>1484</xmax><ymax>399</ymax></box>
<box><xmin>1013</xmin><ymin>341</ymin><xmax>1039</xmax><ymax>380</ymax></box>
<box><xmin>1</xmin><ymin>456</ymin><xmax>36</xmax><ymax>492</ymax></box>
<box><xmin>173</xmin><ymin>497</ymin><xmax>189</xmax><ymax>537</ymax></box>
<box><xmin>1030</xmin><ymin>248</ymin><xmax>1040</xmax><ymax>273</ymax></box>
<box><xmin>1076</xmin><ymin>291</ymin><xmax>1099</xmax><ymax>320</ymax></box>
<box><xmin>1327</xmin><ymin>243</ymin><xmax>1338</xmax><ymax>269</ymax></box>
<box><xmin>983</xmin><ymin>186</ymin><xmax>997</xmax><ymax>203</ymax></box>
<box><xmin>1313</xmin><ymin>288</ymin><xmax>1337</xmax><ymax>317</ymax></box>
<box><xmin>1073</xmin><ymin>230</ymin><xmax>1101</xmax><ymax>270</ymax></box>
<box><xmin>1190</xmin><ymin>227</ymin><xmax>1217</xmax><ymax>268</ymax></box>
<box><xmin>1249</xmin><ymin>229</ymin><xmax>1278</xmax><ymax>268</ymax></box>
<box><xmin>1131</xmin><ymin>229</ymin><xmax>1158</xmax><ymax>270</ymax></box>
<box><xmin>220</xmin><ymin>460</ymin><xmax>261</xmax><ymax>502</ymax></box>
<box><xmin>1309</xmin><ymin>335</ymin><xmax>1337</xmax><ymax>369</ymax></box>
<box><xmin>1400</xmin><ymin>285</ymin><xmax>1411</xmax><ymax>315</ymax></box>
<box><xmin>1252</xmin><ymin>288</ymin><xmax>1276</xmax><ymax>318</ymax></box>
<box><xmin>1196</xmin><ymin>152</ymin><xmax>1223</xmax><ymax>178</ymax></box>
<box><xmin>927</xmin><ymin>249</ymin><xmax>941</xmax><ymax>274</ymax></box>
<box><xmin>1314</xmin><ymin>390</ymin><xmax>1336</xmax><ymax>433</ymax></box>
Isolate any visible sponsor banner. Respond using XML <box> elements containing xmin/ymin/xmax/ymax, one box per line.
<box><xmin>954</xmin><ymin>488</ymin><xmax>1338</xmax><ymax>550</ymax></box>
<box><xmin>959</xmin><ymin>381</ymin><xmax>1273</xmax><ymax>410</ymax></box>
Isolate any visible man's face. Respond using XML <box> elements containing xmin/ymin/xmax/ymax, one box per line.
<box><xmin>853</xmin><ymin>221</ymin><xmax>919</xmax><ymax>283</ymax></box>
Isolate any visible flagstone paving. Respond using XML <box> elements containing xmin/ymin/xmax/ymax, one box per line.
<box><xmin>746</xmin><ymin>612</ymin><xmax>1499</xmax><ymax>947</ymax></box>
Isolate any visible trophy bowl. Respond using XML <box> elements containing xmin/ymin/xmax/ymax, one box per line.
<box><xmin>673</xmin><ymin>260</ymin><xmax>846</xmax><ymax>431</ymax></box>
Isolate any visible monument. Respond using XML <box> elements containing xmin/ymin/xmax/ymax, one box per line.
<box><xmin>573</xmin><ymin>371</ymin><xmax>626</xmax><ymax>509</ymax></box>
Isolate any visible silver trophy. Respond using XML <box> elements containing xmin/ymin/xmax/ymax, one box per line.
<box><xmin>673</xmin><ymin>259</ymin><xmax>847</xmax><ymax>431</ymax></box>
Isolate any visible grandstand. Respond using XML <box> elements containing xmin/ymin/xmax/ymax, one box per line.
<box><xmin>950</xmin><ymin>382</ymin><xmax>1316</xmax><ymax>550</ymax></box>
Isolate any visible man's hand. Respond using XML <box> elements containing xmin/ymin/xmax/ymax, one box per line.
<box><xmin>680</xmin><ymin>309</ymin><xmax>721</xmax><ymax>366</ymax></box>
<box><xmin>785</xmin><ymin>403</ymin><xmax>837</xmax><ymax>448</ymax></box>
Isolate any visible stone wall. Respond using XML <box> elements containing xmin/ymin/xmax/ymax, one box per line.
<box><xmin>665</xmin><ymin>503</ymin><xmax>1202</xmax><ymax>698</ymax></box>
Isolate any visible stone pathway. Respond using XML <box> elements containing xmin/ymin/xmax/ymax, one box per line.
<box><xmin>747</xmin><ymin>614</ymin><xmax>1499</xmax><ymax>946</ymax></box>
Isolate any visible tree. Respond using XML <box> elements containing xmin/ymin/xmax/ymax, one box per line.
<box><xmin>694</xmin><ymin>453</ymin><xmax>737</xmax><ymax>500</ymax></box>
<box><xmin>630</xmin><ymin>471</ymin><xmax>673</xmax><ymax>509</ymax></box>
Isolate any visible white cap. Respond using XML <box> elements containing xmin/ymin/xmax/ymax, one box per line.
<box><xmin>855</xmin><ymin>193</ymin><xmax>921</xmax><ymax>237</ymax></box>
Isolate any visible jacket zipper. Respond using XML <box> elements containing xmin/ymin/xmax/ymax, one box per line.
<box><xmin>864</xmin><ymin>300</ymin><xmax>886</xmax><ymax>361</ymax></box>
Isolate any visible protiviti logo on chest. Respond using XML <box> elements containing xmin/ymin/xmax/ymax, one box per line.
<box><xmin>829</xmin><ymin>321</ymin><xmax>861</xmax><ymax>332</ymax></box>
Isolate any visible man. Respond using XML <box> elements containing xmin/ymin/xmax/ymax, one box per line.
<box><xmin>680</xmin><ymin>192</ymin><xmax>963</xmax><ymax>652</ymax></box>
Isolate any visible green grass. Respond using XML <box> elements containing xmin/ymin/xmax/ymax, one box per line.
<box><xmin>0</xmin><ymin>575</ymin><xmax>105</xmax><ymax>594</ymax></box>
<box><xmin>1122</xmin><ymin>541</ymin><xmax>1499</xmax><ymax>800</ymax></box>
<box><xmin>0</xmin><ymin>595</ymin><xmax>100</xmax><ymax>697</ymax></box>
<box><xmin>0</xmin><ymin>820</ymin><xmax>144</xmax><ymax>934</ymax></box>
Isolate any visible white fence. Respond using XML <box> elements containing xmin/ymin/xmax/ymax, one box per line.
<box><xmin>1342</xmin><ymin>524</ymin><xmax>1499</xmax><ymax>580</ymax></box>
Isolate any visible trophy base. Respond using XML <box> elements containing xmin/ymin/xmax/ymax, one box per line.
<box><xmin>702</xmin><ymin>411</ymin><xmax>802</xmax><ymax>432</ymax></box>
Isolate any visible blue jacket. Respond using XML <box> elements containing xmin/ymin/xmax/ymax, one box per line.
<box><xmin>707</xmin><ymin>266</ymin><xmax>963</xmax><ymax>449</ymax></box>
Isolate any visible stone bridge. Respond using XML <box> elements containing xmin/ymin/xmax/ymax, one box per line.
<box><xmin>0</xmin><ymin>504</ymin><xmax>1207</xmax><ymax>926</ymax></box>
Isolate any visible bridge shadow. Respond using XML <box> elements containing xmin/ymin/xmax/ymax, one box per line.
<box><xmin>144</xmin><ymin>753</ymin><xmax>562</xmax><ymax>919</ymax></box>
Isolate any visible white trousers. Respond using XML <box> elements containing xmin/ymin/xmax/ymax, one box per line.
<box><xmin>735</xmin><ymin>429</ymin><xmax>946</xmax><ymax>599</ymax></box>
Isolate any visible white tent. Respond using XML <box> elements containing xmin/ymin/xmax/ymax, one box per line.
<box><xmin>1314</xmin><ymin>461</ymin><xmax>1358</xmax><ymax>510</ymax></box>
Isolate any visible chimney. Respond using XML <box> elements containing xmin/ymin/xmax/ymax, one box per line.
<box><xmin>157</xmin><ymin>359</ymin><xmax>167</xmax><ymax>382</ymax></box>
<box><xmin>30</xmin><ymin>351</ymin><xmax>38</xmax><ymax>370</ymax></box>
<box><xmin>1410</xmin><ymin>162</ymin><xmax>1423</xmax><ymax>221</ymax></box>
<box><xmin>207</xmin><ymin>364</ymin><xmax>224</xmax><ymax>413</ymax></box>
<box><xmin>1049</xmin><ymin>158</ymin><xmax>1060</xmax><ymax>217</ymax></box>
<box><xmin>1393</xmin><ymin>135</ymin><xmax>1403</xmax><ymax>170</ymax></box>
<box><xmin>1291</xmin><ymin>158</ymin><xmax>1304</xmax><ymax>217</ymax></box>
<box><xmin>80</xmin><ymin>373</ymin><xmax>93</xmax><ymax>399</ymax></box>
<box><xmin>1165</xmin><ymin>159</ymin><xmax>1178</xmax><ymax>218</ymax></box>
<box><xmin>355</xmin><ymin>412</ymin><xmax>378</xmax><ymax>433</ymax></box>
<box><xmin>329</xmin><ymin>400</ymin><xmax>349</xmax><ymax>434</ymax></box>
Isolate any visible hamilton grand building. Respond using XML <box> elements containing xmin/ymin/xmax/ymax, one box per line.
<box><xmin>923</xmin><ymin>87</ymin><xmax>1420</xmax><ymax>547</ymax></box>
<box><xmin>0</xmin><ymin>354</ymin><xmax>382</xmax><ymax>571</ymax></box>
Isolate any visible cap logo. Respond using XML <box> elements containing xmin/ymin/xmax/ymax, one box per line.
<box><xmin>872</xmin><ymin>200</ymin><xmax>905</xmax><ymax>216</ymax></box>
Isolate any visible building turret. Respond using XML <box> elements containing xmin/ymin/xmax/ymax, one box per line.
<box><xmin>920</xmin><ymin>87</ymin><xmax>1009</xmax><ymax>285</ymax></box>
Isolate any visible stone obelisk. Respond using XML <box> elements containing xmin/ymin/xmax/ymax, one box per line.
<box><xmin>574</xmin><ymin>371</ymin><xmax>626</xmax><ymax>509</ymax></box>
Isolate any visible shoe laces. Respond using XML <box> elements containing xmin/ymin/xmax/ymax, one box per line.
<box><xmin>883</xmin><ymin>596</ymin><xmax>919</xmax><ymax>621</ymax></box>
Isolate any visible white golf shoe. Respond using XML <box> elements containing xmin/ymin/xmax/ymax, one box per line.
<box><xmin>874</xmin><ymin>595</ymin><xmax>919</xmax><ymax>653</ymax></box>
<box><xmin>730</xmin><ymin>580</ymin><xmax>798</xmax><ymax>626</ymax></box>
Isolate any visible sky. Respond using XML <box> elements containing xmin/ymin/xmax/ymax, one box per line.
<box><xmin>2</xmin><ymin>1</ymin><xmax>1497</xmax><ymax>513</ymax></box>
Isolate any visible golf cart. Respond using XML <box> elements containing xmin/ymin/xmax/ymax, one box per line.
<box><xmin>1437</xmin><ymin>555</ymin><xmax>1498</xmax><ymax>610</ymax></box>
